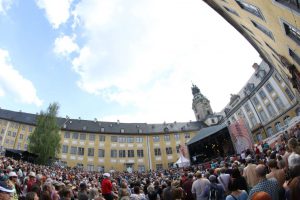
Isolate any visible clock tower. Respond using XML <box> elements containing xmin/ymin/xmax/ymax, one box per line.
<box><xmin>192</xmin><ymin>84</ymin><xmax>213</xmax><ymax>121</ymax></box>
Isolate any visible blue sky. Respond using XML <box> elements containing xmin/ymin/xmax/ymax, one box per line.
<box><xmin>0</xmin><ymin>0</ymin><xmax>261</xmax><ymax>123</ymax></box>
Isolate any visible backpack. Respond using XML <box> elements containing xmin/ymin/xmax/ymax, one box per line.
<box><xmin>208</xmin><ymin>185</ymin><xmax>218</xmax><ymax>200</ymax></box>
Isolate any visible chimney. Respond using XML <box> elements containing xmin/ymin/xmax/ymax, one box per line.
<box><xmin>252</xmin><ymin>63</ymin><xmax>259</xmax><ymax>71</ymax></box>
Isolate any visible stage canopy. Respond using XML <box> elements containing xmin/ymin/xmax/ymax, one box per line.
<box><xmin>5</xmin><ymin>149</ymin><xmax>38</xmax><ymax>163</ymax></box>
<box><xmin>187</xmin><ymin>123</ymin><xmax>227</xmax><ymax>146</ymax></box>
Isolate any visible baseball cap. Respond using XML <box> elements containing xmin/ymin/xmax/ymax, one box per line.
<box><xmin>103</xmin><ymin>173</ymin><xmax>110</xmax><ymax>177</ymax></box>
<box><xmin>8</xmin><ymin>172</ymin><xmax>18</xmax><ymax>177</ymax></box>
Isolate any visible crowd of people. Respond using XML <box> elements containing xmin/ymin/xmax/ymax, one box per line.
<box><xmin>0</xmin><ymin>124</ymin><xmax>300</xmax><ymax>200</ymax></box>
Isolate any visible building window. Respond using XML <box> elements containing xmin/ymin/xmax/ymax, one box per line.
<box><xmin>138</xmin><ymin>165</ymin><xmax>145</xmax><ymax>172</ymax></box>
<box><xmin>236</xmin><ymin>0</ymin><xmax>264</xmax><ymax>20</ymax></box>
<box><xmin>284</xmin><ymin>116</ymin><xmax>291</xmax><ymax>126</ymax></box>
<box><xmin>259</xmin><ymin>90</ymin><xmax>267</xmax><ymax>99</ymax></box>
<box><xmin>77</xmin><ymin>163</ymin><xmax>84</xmax><ymax>169</ymax></box>
<box><xmin>120</xmin><ymin>129</ymin><xmax>125</xmax><ymax>133</ymax></box>
<box><xmin>184</xmin><ymin>133</ymin><xmax>190</xmax><ymax>139</ymax></box>
<box><xmin>265</xmin><ymin>83</ymin><xmax>274</xmax><ymax>93</ymax></box>
<box><xmin>128</xmin><ymin>150</ymin><xmax>134</xmax><ymax>157</ymax></box>
<box><xmin>259</xmin><ymin>110</ymin><xmax>268</xmax><ymax>122</ymax></box>
<box><xmin>111</xmin><ymin>150</ymin><xmax>117</xmax><ymax>158</ymax></box>
<box><xmin>135</xmin><ymin>137</ymin><xmax>143</xmax><ymax>143</ymax></box>
<box><xmin>267</xmin><ymin>104</ymin><xmax>277</xmax><ymax>117</ymax></box>
<box><xmin>78</xmin><ymin>147</ymin><xmax>84</xmax><ymax>156</ymax></box>
<box><xmin>99</xmin><ymin>135</ymin><xmax>105</xmax><ymax>142</ymax></box>
<box><xmin>62</xmin><ymin>145</ymin><xmax>68</xmax><ymax>154</ymax></box>
<box><xmin>7</xmin><ymin>131</ymin><xmax>11</xmax><ymax>136</ymax></box>
<box><xmin>12</xmin><ymin>132</ymin><xmax>16</xmax><ymax>137</ymax></box>
<box><xmin>154</xmin><ymin>148</ymin><xmax>161</xmax><ymax>156</ymax></box>
<box><xmin>266</xmin><ymin>127</ymin><xmax>273</xmax><ymax>137</ymax></box>
<box><xmin>64</xmin><ymin>132</ymin><xmax>70</xmax><ymax>138</ymax></box>
<box><xmin>156</xmin><ymin>164</ymin><xmax>163</xmax><ymax>170</ymax></box>
<box><xmin>98</xmin><ymin>149</ymin><xmax>105</xmax><ymax>157</ymax></box>
<box><xmin>289</xmin><ymin>48</ymin><xmax>300</xmax><ymax>65</ymax></box>
<box><xmin>89</xmin><ymin>134</ymin><xmax>95</xmax><ymax>141</ymax></box>
<box><xmin>79</xmin><ymin>133</ymin><xmax>86</xmax><ymax>140</ymax></box>
<box><xmin>283</xmin><ymin>22</ymin><xmax>300</xmax><ymax>45</ymax></box>
<box><xmin>250</xmin><ymin>115</ymin><xmax>258</xmax><ymax>126</ymax></box>
<box><xmin>72</xmin><ymin>132</ymin><xmax>78</xmax><ymax>139</ymax></box>
<box><xmin>174</xmin><ymin>133</ymin><xmax>180</xmax><ymax>141</ymax></box>
<box><xmin>164</xmin><ymin>135</ymin><xmax>170</xmax><ymax>141</ymax></box>
<box><xmin>70</xmin><ymin>146</ymin><xmax>77</xmax><ymax>155</ymax></box>
<box><xmin>118</xmin><ymin>137</ymin><xmax>126</xmax><ymax>143</ymax></box>
<box><xmin>87</xmin><ymin>164</ymin><xmax>94</xmax><ymax>172</ymax></box>
<box><xmin>176</xmin><ymin>145</ymin><xmax>180</xmax><ymax>153</ymax></box>
<box><xmin>1</xmin><ymin>128</ymin><xmax>4</xmax><ymax>134</ymax></box>
<box><xmin>88</xmin><ymin>148</ymin><xmax>94</xmax><ymax>157</ymax></box>
<box><xmin>251</xmin><ymin>20</ymin><xmax>274</xmax><ymax>40</ymax></box>
<box><xmin>256</xmin><ymin>133</ymin><xmax>263</xmax><ymax>141</ymax></box>
<box><xmin>29</xmin><ymin>127</ymin><xmax>33</xmax><ymax>132</ymax></box>
<box><xmin>275</xmin><ymin>0</ymin><xmax>300</xmax><ymax>13</ymax></box>
<box><xmin>241</xmin><ymin>24</ymin><xmax>254</xmax><ymax>34</ymax></box>
<box><xmin>285</xmin><ymin>88</ymin><xmax>295</xmax><ymax>101</ymax></box>
<box><xmin>98</xmin><ymin>166</ymin><xmax>105</xmax><ymax>173</ymax></box>
<box><xmin>100</xmin><ymin>127</ymin><xmax>105</xmax><ymax>132</ymax></box>
<box><xmin>153</xmin><ymin>136</ymin><xmax>160</xmax><ymax>142</ymax></box>
<box><xmin>127</xmin><ymin>137</ymin><xmax>134</xmax><ymax>143</ymax></box>
<box><xmin>274</xmin><ymin>73</ymin><xmax>282</xmax><ymax>82</ymax></box>
<box><xmin>274</xmin><ymin>97</ymin><xmax>285</xmax><ymax>111</ymax></box>
<box><xmin>137</xmin><ymin>149</ymin><xmax>144</xmax><ymax>157</ymax></box>
<box><xmin>19</xmin><ymin>134</ymin><xmax>23</xmax><ymax>139</ymax></box>
<box><xmin>119</xmin><ymin>150</ymin><xmax>126</xmax><ymax>157</ymax></box>
<box><xmin>244</xmin><ymin>103</ymin><xmax>251</xmax><ymax>112</ymax></box>
<box><xmin>166</xmin><ymin>147</ymin><xmax>173</xmax><ymax>155</ymax></box>
<box><xmin>223</xmin><ymin>6</ymin><xmax>239</xmax><ymax>16</ymax></box>
<box><xmin>111</xmin><ymin>136</ymin><xmax>118</xmax><ymax>142</ymax></box>
<box><xmin>252</xmin><ymin>97</ymin><xmax>260</xmax><ymax>106</ymax></box>
<box><xmin>275</xmin><ymin>122</ymin><xmax>282</xmax><ymax>132</ymax></box>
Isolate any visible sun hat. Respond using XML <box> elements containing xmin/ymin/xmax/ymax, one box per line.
<box><xmin>29</xmin><ymin>172</ymin><xmax>36</xmax><ymax>177</ymax></box>
<box><xmin>0</xmin><ymin>181</ymin><xmax>15</xmax><ymax>193</ymax></box>
<box><xmin>103</xmin><ymin>173</ymin><xmax>110</xmax><ymax>178</ymax></box>
<box><xmin>8</xmin><ymin>172</ymin><xmax>18</xmax><ymax>177</ymax></box>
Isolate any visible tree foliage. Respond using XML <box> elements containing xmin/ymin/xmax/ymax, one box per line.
<box><xmin>28</xmin><ymin>103</ymin><xmax>61</xmax><ymax>165</ymax></box>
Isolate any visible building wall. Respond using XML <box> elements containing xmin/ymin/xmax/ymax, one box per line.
<box><xmin>205</xmin><ymin>0</ymin><xmax>300</xmax><ymax>94</ymax></box>
<box><xmin>0</xmin><ymin>118</ymin><xmax>196</xmax><ymax>172</ymax></box>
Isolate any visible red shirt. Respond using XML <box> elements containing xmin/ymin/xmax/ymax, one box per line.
<box><xmin>101</xmin><ymin>178</ymin><xmax>112</xmax><ymax>194</ymax></box>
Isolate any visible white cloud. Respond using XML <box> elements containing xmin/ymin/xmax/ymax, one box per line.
<box><xmin>65</xmin><ymin>0</ymin><xmax>261</xmax><ymax>122</ymax></box>
<box><xmin>36</xmin><ymin>0</ymin><xmax>73</xmax><ymax>29</ymax></box>
<box><xmin>0</xmin><ymin>49</ymin><xmax>43</xmax><ymax>106</ymax></box>
<box><xmin>54</xmin><ymin>34</ymin><xmax>79</xmax><ymax>57</ymax></box>
<box><xmin>0</xmin><ymin>0</ymin><xmax>13</xmax><ymax>14</ymax></box>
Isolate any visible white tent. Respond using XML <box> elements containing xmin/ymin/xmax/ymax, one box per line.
<box><xmin>175</xmin><ymin>154</ymin><xmax>190</xmax><ymax>167</ymax></box>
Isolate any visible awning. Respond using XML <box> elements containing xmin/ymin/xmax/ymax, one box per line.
<box><xmin>187</xmin><ymin>123</ymin><xmax>227</xmax><ymax>146</ymax></box>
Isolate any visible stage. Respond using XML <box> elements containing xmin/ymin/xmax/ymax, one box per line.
<box><xmin>187</xmin><ymin>124</ymin><xmax>235</xmax><ymax>165</ymax></box>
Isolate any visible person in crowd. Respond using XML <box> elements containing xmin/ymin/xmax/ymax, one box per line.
<box><xmin>248</xmin><ymin>164</ymin><xmax>279</xmax><ymax>200</ymax></box>
<box><xmin>0</xmin><ymin>180</ymin><xmax>15</xmax><ymax>200</ymax></box>
<box><xmin>230</xmin><ymin>168</ymin><xmax>247</xmax><ymax>192</ymax></box>
<box><xmin>217</xmin><ymin>168</ymin><xmax>230</xmax><ymax>194</ymax></box>
<box><xmin>182</xmin><ymin>173</ymin><xmax>194</xmax><ymax>200</ymax></box>
<box><xmin>25</xmin><ymin>192</ymin><xmax>39</xmax><ymax>200</ymax></box>
<box><xmin>204</xmin><ymin>175</ymin><xmax>224</xmax><ymax>200</ymax></box>
<box><xmin>266</xmin><ymin>159</ymin><xmax>285</xmax><ymax>187</ymax></box>
<box><xmin>225</xmin><ymin>177</ymin><xmax>248</xmax><ymax>200</ymax></box>
<box><xmin>27</xmin><ymin>172</ymin><xmax>37</xmax><ymax>193</ymax></box>
<box><xmin>102</xmin><ymin>173</ymin><xmax>113</xmax><ymax>200</ymax></box>
<box><xmin>8</xmin><ymin>171</ymin><xmax>19</xmax><ymax>200</ymax></box>
<box><xmin>130</xmin><ymin>186</ymin><xmax>146</xmax><ymax>200</ymax></box>
<box><xmin>250</xmin><ymin>191</ymin><xmax>271</xmax><ymax>200</ymax></box>
<box><xmin>162</xmin><ymin>179</ymin><xmax>173</xmax><ymax>200</ymax></box>
<box><xmin>242</xmin><ymin>157</ymin><xmax>259</xmax><ymax>190</ymax></box>
<box><xmin>78</xmin><ymin>182</ymin><xmax>88</xmax><ymax>200</ymax></box>
<box><xmin>191</xmin><ymin>171</ymin><xmax>210</xmax><ymax>200</ymax></box>
<box><xmin>146</xmin><ymin>185</ymin><xmax>160</xmax><ymax>200</ymax></box>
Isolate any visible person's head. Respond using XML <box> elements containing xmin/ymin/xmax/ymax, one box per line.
<box><xmin>288</xmin><ymin>138</ymin><xmax>299</xmax><ymax>152</ymax></box>
<box><xmin>228</xmin><ymin>178</ymin><xmax>239</xmax><ymax>192</ymax></box>
<box><xmin>25</xmin><ymin>192</ymin><xmax>39</xmax><ymax>200</ymax></box>
<box><xmin>59</xmin><ymin>188</ymin><xmax>72</xmax><ymax>200</ymax></box>
<box><xmin>0</xmin><ymin>181</ymin><xmax>15</xmax><ymax>200</ymax></box>
<box><xmin>133</xmin><ymin>186</ymin><xmax>140</xmax><ymax>194</ymax></box>
<box><xmin>288</xmin><ymin>153</ymin><xmax>300</xmax><ymax>178</ymax></box>
<box><xmin>29</xmin><ymin>172</ymin><xmax>36</xmax><ymax>180</ymax></box>
<box><xmin>267</xmin><ymin>159</ymin><xmax>278</xmax><ymax>169</ymax></box>
<box><xmin>289</xmin><ymin>176</ymin><xmax>300</xmax><ymax>200</ymax></box>
<box><xmin>79</xmin><ymin>182</ymin><xmax>87</xmax><ymax>191</ymax></box>
<box><xmin>8</xmin><ymin>171</ymin><xmax>18</xmax><ymax>183</ymax></box>
<box><xmin>255</xmin><ymin>164</ymin><xmax>267</xmax><ymax>178</ymax></box>
<box><xmin>251</xmin><ymin>191</ymin><xmax>271</xmax><ymax>200</ymax></box>
<box><xmin>209</xmin><ymin>175</ymin><xmax>217</xmax><ymax>183</ymax></box>
<box><xmin>231</xmin><ymin>168</ymin><xmax>241</xmax><ymax>179</ymax></box>
<box><xmin>103</xmin><ymin>173</ymin><xmax>110</xmax><ymax>179</ymax></box>
<box><xmin>172</xmin><ymin>187</ymin><xmax>183</xmax><ymax>199</ymax></box>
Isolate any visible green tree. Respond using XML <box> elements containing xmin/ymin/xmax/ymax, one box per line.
<box><xmin>28</xmin><ymin>103</ymin><xmax>61</xmax><ymax>165</ymax></box>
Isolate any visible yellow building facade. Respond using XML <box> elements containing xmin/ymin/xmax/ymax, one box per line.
<box><xmin>0</xmin><ymin>110</ymin><xmax>203</xmax><ymax>172</ymax></box>
<box><xmin>203</xmin><ymin>0</ymin><xmax>300</xmax><ymax>95</ymax></box>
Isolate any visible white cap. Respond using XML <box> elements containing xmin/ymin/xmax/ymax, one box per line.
<box><xmin>8</xmin><ymin>172</ymin><xmax>17</xmax><ymax>177</ymax></box>
<box><xmin>103</xmin><ymin>173</ymin><xmax>110</xmax><ymax>177</ymax></box>
<box><xmin>29</xmin><ymin>172</ymin><xmax>36</xmax><ymax>177</ymax></box>
<box><xmin>7</xmin><ymin>166</ymin><xmax>13</xmax><ymax>171</ymax></box>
